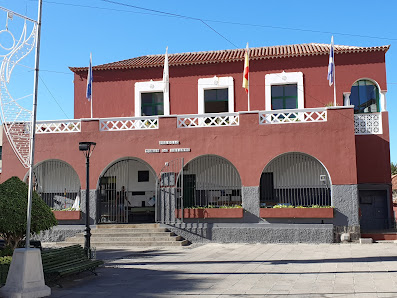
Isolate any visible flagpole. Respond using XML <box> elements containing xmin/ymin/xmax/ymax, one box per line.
<box><xmin>90</xmin><ymin>53</ymin><xmax>93</xmax><ymax>118</ymax></box>
<box><xmin>26</xmin><ymin>0</ymin><xmax>42</xmax><ymax>249</ymax></box>
<box><xmin>333</xmin><ymin>58</ymin><xmax>336</xmax><ymax>107</ymax></box>
<box><xmin>248</xmin><ymin>85</ymin><xmax>250</xmax><ymax>111</ymax></box>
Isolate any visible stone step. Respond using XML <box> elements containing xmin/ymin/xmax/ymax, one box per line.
<box><xmin>65</xmin><ymin>235</ymin><xmax>183</xmax><ymax>242</ymax></box>
<box><xmin>59</xmin><ymin>240</ymin><xmax>190</xmax><ymax>247</ymax></box>
<box><xmin>73</xmin><ymin>232</ymin><xmax>175</xmax><ymax>238</ymax></box>
<box><xmin>91</xmin><ymin>228</ymin><xmax>169</xmax><ymax>234</ymax></box>
<box><xmin>96</xmin><ymin>224</ymin><xmax>160</xmax><ymax>229</ymax></box>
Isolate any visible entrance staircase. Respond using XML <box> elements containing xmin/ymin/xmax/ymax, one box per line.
<box><xmin>58</xmin><ymin>224</ymin><xmax>189</xmax><ymax>248</ymax></box>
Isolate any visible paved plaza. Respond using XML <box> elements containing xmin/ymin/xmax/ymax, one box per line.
<box><xmin>50</xmin><ymin>242</ymin><xmax>397</xmax><ymax>297</ymax></box>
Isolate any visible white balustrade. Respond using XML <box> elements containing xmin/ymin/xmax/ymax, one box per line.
<box><xmin>99</xmin><ymin>116</ymin><xmax>159</xmax><ymax>131</ymax></box>
<box><xmin>259</xmin><ymin>108</ymin><xmax>327</xmax><ymax>125</ymax></box>
<box><xmin>177</xmin><ymin>113</ymin><xmax>239</xmax><ymax>128</ymax></box>
<box><xmin>354</xmin><ymin>113</ymin><xmax>382</xmax><ymax>135</ymax></box>
<box><xmin>36</xmin><ymin>120</ymin><xmax>81</xmax><ymax>134</ymax></box>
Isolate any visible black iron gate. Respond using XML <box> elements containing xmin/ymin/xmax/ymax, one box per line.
<box><xmin>156</xmin><ymin>158</ymin><xmax>184</xmax><ymax>224</ymax></box>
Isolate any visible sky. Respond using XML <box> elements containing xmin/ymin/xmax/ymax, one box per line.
<box><xmin>1</xmin><ymin>0</ymin><xmax>397</xmax><ymax>163</ymax></box>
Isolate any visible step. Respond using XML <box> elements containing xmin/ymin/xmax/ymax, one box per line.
<box><xmin>59</xmin><ymin>240</ymin><xmax>190</xmax><ymax>247</ymax></box>
<box><xmin>73</xmin><ymin>232</ymin><xmax>175</xmax><ymax>238</ymax></box>
<box><xmin>96</xmin><ymin>224</ymin><xmax>159</xmax><ymax>229</ymax></box>
<box><xmin>91</xmin><ymin>228</ymin><xmax>169</xmax><ymax>234</ymax></box>
<box><xmin>361</xmin><ymin>232</ymin><xmax>397</xmax><ymax>241</ymax></box>
<box><xmin>65</xmin><ymin>236</ymin><xmax>183</xmax><ymax>242</ymax></box>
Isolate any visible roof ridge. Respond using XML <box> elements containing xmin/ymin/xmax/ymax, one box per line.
<box><xmin>69</xmin><ymin>43</ymin><xmax>390</xmax><ymax>72</ymax></box>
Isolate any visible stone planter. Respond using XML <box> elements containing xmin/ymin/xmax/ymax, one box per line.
<box><xmin>52</xmin><ymin>210</ymin><xmax>81</xmax><ymax>221</ymax></box>
<box><xmin>175</xmin><ymin>208</ymin><xmax>244</xmax><ymax>219</ymax></box>
<box><xmin>260</xmin><ymin>208</ymin><xmax>334</xmax><ymax>218</ymax></box>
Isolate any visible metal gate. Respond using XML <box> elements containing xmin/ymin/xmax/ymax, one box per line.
<box><xmin>28</xmin><ymin>160</ymin><xmax>81</xmax><ymax>209</ymax></box>
<box><xmin>260</xmin><ymin>152</ymin><xmax>331</xmax><ymax>207</ymax></box>
<box><xmin>98</xmin><ymin>158</ymin><xmax>156</xmax><ymax>224</ymax></box>
<box><xmin>156</xmin><ymin>158</ymin><xmax>184</xmax><ymax>224</ymax></box>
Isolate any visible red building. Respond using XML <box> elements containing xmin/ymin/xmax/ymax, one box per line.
<box><xmin>0</xmin><ymin>43</ymin><xmax>392</xmax><ymax>243</ymax></box>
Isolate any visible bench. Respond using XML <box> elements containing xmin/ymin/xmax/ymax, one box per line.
<box><xmin>41</xmin><ymin>245</ymin><xmax>103</xmax><ymax>283</ymax></box>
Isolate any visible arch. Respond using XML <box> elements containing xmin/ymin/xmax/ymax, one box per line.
<box><xmin>97</xmin><ymin>157</ymin><xmax>156</xmax><ymax>224</ymax></box>
<box><xmin>183</xmin><ymin>154</ymin><xmax>242</xmax><ymax>207</ymax></box>
<box><xmin>349</xmin><ymin>78</ymin><xmax>381</xmax><ymax>114</ymax></box>
<box><xmin>24</xmin><ymin>159</ymin><xmax>81</xmax><ymax>209</ymax></box>
<box><xmin>260</xmin><ymin>152</ymin><xmax>332</xmax><ymax>207</ymax></box>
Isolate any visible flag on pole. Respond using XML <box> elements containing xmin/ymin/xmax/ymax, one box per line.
<box><xmin>242</xmin><ymin>43</ymin><xmax>249</xmax><ymax>93</ymax></box>
<box><xmin>163</xmin><ymin>46</ymin><xmax>169</xmax><ymax>93</ymax></box>
<box><xmin>86</xmin><ymin>53</ymin><xmax>93</xmax><ymax>101</ymax></box>
<box><xmin>327</xmin><ymin>36</ymin><xmax>334</xmax><ymax>86</ymax></box>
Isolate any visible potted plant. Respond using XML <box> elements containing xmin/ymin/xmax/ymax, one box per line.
<box><xmin>175</xmin><ymin>205</ymin><xmax>244</xmax><ymax>219</ymax></box>
<box><xmin>52</xmin><ymin>208</ymin><xmax>81</xmax><ymax>220</ymax></box>
<box><xmin>259</xmin><ymin>204</ymin><xmax>334</xmax><ymax>218</ymax></box>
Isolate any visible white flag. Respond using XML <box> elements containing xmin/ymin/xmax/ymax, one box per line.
<box><xmin>86</xmin><ymin>53</ymin><xmax>93</xmax><ymax>101</ymax></box>
<box><xmin>327</xmin><ymin>36</ymin><xmax>335</xmax><ymax>86</ymax></box>
<box><xmin>163</xmin><ymin>47</ymin><xmax>169</xmax><ymax>93</ymax></box>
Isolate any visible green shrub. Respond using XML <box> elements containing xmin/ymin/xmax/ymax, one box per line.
<box><xmin>0</xmin><ymin>177</ymin><xmax>57</xmax><ymax>250</ymax></box>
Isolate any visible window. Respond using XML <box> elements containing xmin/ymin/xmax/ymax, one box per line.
<box><xmin>141</xmin><ymin>92</ymin><xmax>164</xmax><ymax>116</ymax></box>
<box><xmin>204</xmin><ymin>88</ymin><xmax>228</xmax><ymax>113</ymax></box>
<box><xmin>135</xmin><ymin>80</ymin><xmax>169</xmax><ymax>117</ymax></box>
<box><xmin>0</xmin><ymin>146</ymin><xmax>2</xmax><ymax>161</ymax></box>
<box><xmin>265</xmin><ymin>72</ymin><xmax>304</xmax><ymax>111</ymax></box>
<box><xmin>138</xmin><ymin>170</ymin><xmax>149</xmax><ymax>182</ymax></box>
<box><xmin>350</xmin><ymin>80</ymin><xmax>379</xmax><ymax>114</ymax></box>
<box><xmin>198</xmin><ymin>76</ymin><xmax>234</xmax><ymax>114</ymax></box>
<box><xmin>271</xmin><ymin>84</ymin><xmax>297</xmax><ymax>110</ymax></box>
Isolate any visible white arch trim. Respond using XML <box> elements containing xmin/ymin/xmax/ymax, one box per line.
<box><xmin>345</xmin><ymin>78</ymin><xmax>386</xmax><ymax>112</ymax></box>
<box><xmin>96</xmin><ymin>156</ymin><xmax>157</xmax><ymax>189</ymax></box>
<box><xmin>23</xmin><ymin>159</ymin><xmax>80</xmax><ymax>184</ymax></box>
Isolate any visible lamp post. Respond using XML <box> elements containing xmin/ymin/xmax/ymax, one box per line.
<box><xmin>79</xmin><ymin>141</ymin><xmax>96</xmax><ymax>258</ymax></box>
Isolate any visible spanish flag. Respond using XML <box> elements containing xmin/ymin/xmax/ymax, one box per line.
<box><xmin>242</xmin><ymin>43</ymin><xmax>249</xmax><ymax>93</ymax></box>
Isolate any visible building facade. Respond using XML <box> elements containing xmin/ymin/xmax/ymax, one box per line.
<box><xmin>0</xmin><ymin>43</ymin><xmax>392</xmax><ymax>243</ymax></box>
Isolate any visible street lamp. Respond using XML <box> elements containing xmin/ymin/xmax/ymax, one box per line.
<box><xmin>79</xmin><ymin>141</ymin><xmax>96</xmax><ymax>258</ymax></box>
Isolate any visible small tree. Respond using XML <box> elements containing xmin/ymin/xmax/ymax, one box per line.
<box><xmin>0</xmin><ymin>176</ymin><xmax>57</xmax><ymax>249</ymax></box>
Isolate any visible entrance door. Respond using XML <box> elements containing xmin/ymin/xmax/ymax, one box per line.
<box><xmin>98</xmin><ymin>158</ymin><xmax>156</xmax><ymax>224</ymax></box>
<box><xmin>359</xmin><ymin>190</ymin><xmax>389</xmax><ymax>231</ymax></box>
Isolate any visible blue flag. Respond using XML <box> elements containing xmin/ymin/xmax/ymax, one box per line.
<box><xmin>86</xmin><ymin>53</ymin><xmax>93</xmax><ymax>101</ymax></box>
<box><xmin>327</xmin><ymin>36</ymin><xmax>334</xmax><ymax>86</ymax></box>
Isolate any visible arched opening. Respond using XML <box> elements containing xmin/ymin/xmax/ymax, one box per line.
<box><xmin>25</xmin><ymin>159</ymin><xmax>81</xmax><ymax>209</ymax></box>
<box><xmin>260</xmin><ymin>152</ymin><xmax>331</xmax><ymax>207</ymax></box>
<box><xmin>183</xmin><ymin>155</ymin><xmax>242</xmax><ymax>207</ymax></box>
<box><xmin>97</xmin><ymin>157</ymin><xmax>156</xmax><ymax>224</ymax></box>
<box><xmin>350</xmin><ymin>79</ymin><xmax>380</xmax><ymax>114</ymax></box>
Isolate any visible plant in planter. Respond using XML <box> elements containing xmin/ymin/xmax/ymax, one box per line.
<box><xmin>176</xmin><ymin>205</ymin><xmax>244</xmax><ymax>219</ymax></box>
<box><xmin>260</xmin><ymin>204</ymin><xmax>334</xmax><ymax>218</ymax></box>
<box><xmin>52</xmin><ymin>208</ymin><xmax>81</xmax><ymax>220</ymax></box>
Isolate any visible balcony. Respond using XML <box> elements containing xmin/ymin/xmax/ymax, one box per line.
<box><xmin>33</xmin><ymin>107</ymin><xmax>383</xmax><ymax>136</ymax></box>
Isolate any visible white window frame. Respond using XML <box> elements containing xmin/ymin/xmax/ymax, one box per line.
<box><xmin>134</xmin><ymin>80</ymin><xmax>169</xmax><ymax>117</ymax></box>
<box><xmin>198</xmin><ymin>76</ymin><xmax>234</xmax><ymax>114</ymax></box>
<box><xmin>265</xmin><ymin>71</ymin><xmax>304</xmax><ymax>111</ymax></box>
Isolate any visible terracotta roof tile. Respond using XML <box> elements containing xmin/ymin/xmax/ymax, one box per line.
<box><xmin>69</xmin><ymin>43</ymin><xmax>390</xmax><ymax>73</ymax></box>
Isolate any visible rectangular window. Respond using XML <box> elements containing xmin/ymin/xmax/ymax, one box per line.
<box><xmin>204</xmin><ymin>88</ymin><xmax>228</xmax><ymax>113</ymax></box>
<box><xmin>271</xmin><ymin>84</ymin><xmax>297</xmax><ymax>110</ymax></box>
<box><xmin>141</xmin><ymin>92</ymin><xmax>164</xmax><ymax>116</ymax></box>
<box><xmin>271</xmin><ymin>84</ymin><xmax>298</xmax><ymax>110</ymax></box>
<box><xmin>138</xmin><ymin>170</ymin><xmax>149</xmax><ymax>182</ymax></box>
<box><xmin>0</xmin><ymin>146</ymin><xmax>2</xmax><ymax>161</ymax></box>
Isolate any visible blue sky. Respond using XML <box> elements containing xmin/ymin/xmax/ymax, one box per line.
<box><xmin>1</xmin><ymin>0</ymin><xmax>397</xmax><ymax>163</ymax></box>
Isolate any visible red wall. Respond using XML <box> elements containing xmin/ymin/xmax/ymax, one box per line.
<box><xmin>73</xmin><ymin>51</ymin><xmax>387</xmax><ymax>119</ymax></box>
<box><xmin>355</xmin><ymin>112</ymin><xmax>391</xmax><ymax>184</ymax></box>
<box><xmin>1</xmin><ymin>108</ymin><xmax>357</xmax><ymax>188</ymax></box>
